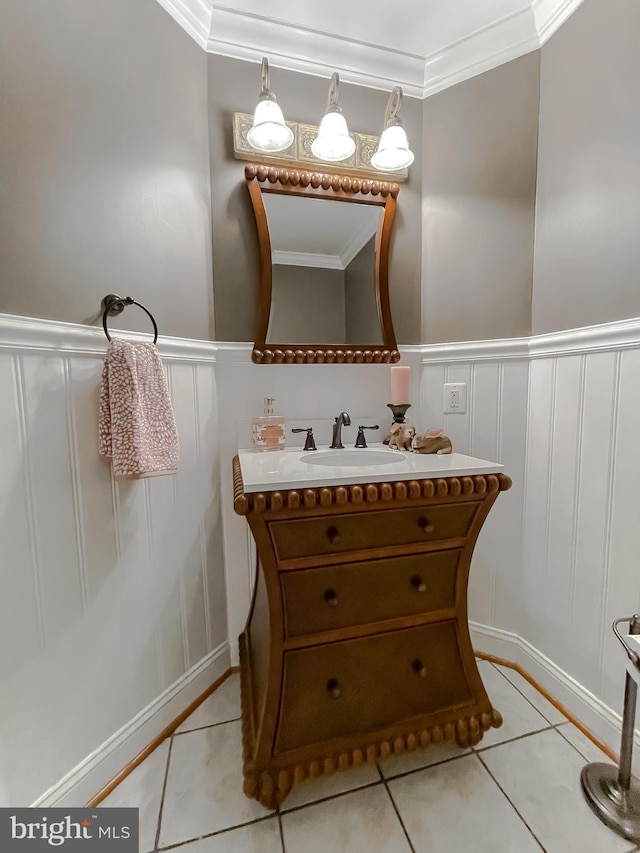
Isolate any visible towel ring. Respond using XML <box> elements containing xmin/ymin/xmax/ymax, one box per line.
<box><xmin>101</xmin><ymin>294</ymin><xmax>158</xmax><ymax>344</ymax></box>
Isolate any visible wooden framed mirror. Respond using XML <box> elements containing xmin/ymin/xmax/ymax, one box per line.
<box><xmin>245</xmin><ymin>164</ymin><xmax>400</xmax><ymax>364</ymax></box>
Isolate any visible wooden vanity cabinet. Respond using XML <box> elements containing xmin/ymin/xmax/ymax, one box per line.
<box><xmin>233</xmin><ymin>457</ymin><xmax>511</xmax><ymax>808</ymax></box>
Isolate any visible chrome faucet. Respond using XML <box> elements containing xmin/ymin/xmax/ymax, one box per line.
<box><xmin>329</xmin><ymin>412</ymin><xmax>351</xmax><ymax>449</ymax></box>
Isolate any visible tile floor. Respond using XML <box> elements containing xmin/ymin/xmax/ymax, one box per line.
<box><xmin>101</xmin><ymin>661</ymin><xmax>639</xmax><ymax>852</ymax></box>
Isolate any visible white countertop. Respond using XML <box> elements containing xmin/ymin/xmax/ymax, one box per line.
<box><xmin>237</xmin><ymin>444</ymin><xmax>504</xmax><ymax>492</ymax></box>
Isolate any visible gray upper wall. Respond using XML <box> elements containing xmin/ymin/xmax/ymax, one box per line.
<box><xmin>533</xmin><ymin>0</ymin><xmax>640</xmax><ymax>334</ymax></box>
<box><xmin>5</xmin><ymin>0</ymin><xmax>634</xmax><ymax>345</ymax></box>
<box><xmin>207</xmin><ymin>55</ymin><xmax>423</xmax><ymax>344</ymax></box>
<box><xmin>422</xmin><ymin>52</ymin><xmax>540</xmax><ymax>343</ymax></box>
<box><xmin>0</xmin><ymin>0</ymin><xmax>213</xmax><ymax>340</ymax></box>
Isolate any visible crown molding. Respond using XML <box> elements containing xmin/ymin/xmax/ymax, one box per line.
<box><xmin>155</xmin><ymin>0</ymin><xmax>213</xmax><ymax>49</ymax></box>
<box><xmin>421</xmin><ymin>7</ymin><xmax>540</xmax><ymax>98</ymax></box>
<box><xmin>340</xmin><ymin>210</ymin><xmax>380</xmax><ymax>268</ymax></box>
<box><xmin>533</xmin><ymin>0</ymin><xmax>586</xmax><ymax>46</ymax></box>
<box><xmin>272</xmin><ymin>251</ymin><xmax>343</xmax><ymax>270</ymax></box>
<box><xmin>207</xmin><ymin>6</ymin><xmax>425</xmax><ymax>97</ymax></box>
<box><xmin>271</xmin><ymin>218</ymin><xmax>375</xmax><ymax>269</ymax></box>
<box><xmin>156</xmin><ymin>1</ymin><xmax>582</xmax><ymax>98</ymax></box>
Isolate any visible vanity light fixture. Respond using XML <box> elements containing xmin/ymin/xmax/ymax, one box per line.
<box><xmin>311</xmin><ymin>72</ymin><xmax>356</xmax><ymax>163</ymax></box>
<box><xmin>246</xmin><ymin>57</ymin><xmax>294</xmax><ymax>153</ymax></box>
<box><xmin>371</xmin><ymin>86</ymin><xmax>415</xmax><ymax>172</ymax></box>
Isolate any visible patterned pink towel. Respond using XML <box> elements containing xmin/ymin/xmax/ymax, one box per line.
<box><xmin>99</xmin><ymin>338</ymin><xmax>179</xmax><ymax>479</ymax></box>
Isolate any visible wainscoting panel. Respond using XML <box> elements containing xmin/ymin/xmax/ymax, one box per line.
<box><xmin>521</xmin><ymin>329</ymin><xmax>640</xmax><ymax>753</ymax></box>
<box><xmin>491</xmin><ymin>359</ymin><xmax>528</xmax><ymax>635</ymax></box>
<box><xmin>0</xmin><ymin>315</ymin><xmax>226</xmax><ymax>806</ymax></box>
<box><xmin>569</xmin><ymin>351</ymin><xmax>618</xmax><ymax>694</ymax></box>
<box><xmin>432</xmin><ymin>321</ymin><xmax>640</xmax><ymax>755</ymax></box>
<box><xmin>420</xmin><ymin>353</ymin><xmax>529</xmax><ymax>637</ymax></box>
<box><xmin>601</xmin><ymin>347</ymin><xmax>640</xmax><ymax>708</ymax></box>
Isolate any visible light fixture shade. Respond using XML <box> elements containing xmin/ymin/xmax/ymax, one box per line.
<box><xmin>311</xmin><ymin>111</ymin><xmax>355</xmax><ymax>162</ymax></box>
<box><xmin>371</xmin><ymin>124</ymin><xmax>414</xmax><ymax>171</ymax></box>
<box><xmin>247</xmin><ymin>98</ymin><xmax>294</xmax><ymax>153</ymax></box>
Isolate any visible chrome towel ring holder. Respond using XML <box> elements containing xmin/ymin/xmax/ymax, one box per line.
<box><xmin>101</xmin><ymin>294</ymin><xmax>158</xmax><ymax>344</ymax></box>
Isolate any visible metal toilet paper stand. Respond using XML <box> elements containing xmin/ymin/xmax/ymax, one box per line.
<box><xmin>581</xmin><ymin>615</ymin><xmax>640</xmax><ymax>842</ymax></box>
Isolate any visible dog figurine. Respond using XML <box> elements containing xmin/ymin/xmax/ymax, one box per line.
<box><xmin>411</xmin><ymin>428</ymin><xmax>453</xmax><ymax>455</ymax></box>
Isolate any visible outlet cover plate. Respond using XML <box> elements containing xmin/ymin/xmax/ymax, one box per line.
<box><xmin>443</xmin><ymin>382</ymin><xmax>467</xmax><ymax>414</ymax></box>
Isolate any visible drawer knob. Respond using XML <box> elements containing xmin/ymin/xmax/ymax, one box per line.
<box><xmin>411</xmin><ymin>575</ymin><xmax>427</xmax><ymax>593</ymax></box>
<box><xmin>326</xmin><ymin>678</ymin><xmax>341</xmax><ymax>699</ymax></box>
<box><xmin>412</xmin><ymin>659</ymin><xmax>428</xmax><ymax>679</ymax></box>
<box><xmin>324</xmin><ymin>588</ymin><xmax>339</xmax><ymax>608</ymax></box>
<box><xmin>418</xmin><ymin>516</ymin><xmax>434</xmax><ymax>534</ymax></box>
<box><xmin>327</xmin><ymin>526</ymin><xmax>341</xmax><ymax>546</ymax></box>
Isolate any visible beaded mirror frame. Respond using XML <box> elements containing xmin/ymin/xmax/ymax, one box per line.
<box><xmin>245</xmin><ymin>163</ymin><xmax>400</xmax><ymax>365</ymax></box>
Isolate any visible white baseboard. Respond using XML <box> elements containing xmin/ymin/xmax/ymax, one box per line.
<box><xmin>470</xmin><ymin>621</ymin><xmax>521</xmax><ymax>660</ymax></box>
<box><xmin>32</xmin><ymin>641</ymin><xmax>231</xmax><ymax>807</ymax></box>
<box><xmin>471</xmin><ymin>622</ymin><xmax>637</xmax><ymax>762</ymax></box>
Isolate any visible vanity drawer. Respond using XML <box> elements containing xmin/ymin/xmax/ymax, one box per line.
<box><xmin>275</xmin><ymin>620</ymin><xmax>471</xmax><ymax>754</ymax></box>
<box><xmin>269</xmin><ymin>503</ymin><xmax>478</xmax><ymax>562</ymax></box>
<box><xmin>281</xmin><ymin>550</ymin><xmax>461</xmax><ymax>638</ymax></box>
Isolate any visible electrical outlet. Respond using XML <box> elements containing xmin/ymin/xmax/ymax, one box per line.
<box><xmin>443</xmin><ymin>382</ymin><xmax>467</xmax><ymax>414</ymax></box>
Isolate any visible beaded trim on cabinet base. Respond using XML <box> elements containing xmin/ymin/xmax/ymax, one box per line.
<box><xmin>238</xmin><ymin>633</ymin><xmax>503</xmax><ymax>810</ymax></box>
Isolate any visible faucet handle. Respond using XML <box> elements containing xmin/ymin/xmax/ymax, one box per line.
<box><xmin>354</xmin><ymin>425</ymin><xmax>380</xmax><ymax>448</ymax></box>
<box><xmin>291</xmin><ymin>427</ymin><xmax>317</xmax><ymax>451</ymax></box>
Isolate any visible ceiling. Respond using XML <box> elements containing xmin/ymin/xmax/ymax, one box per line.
<box><xmin>155</xmin><ymin>0</ymin><xmax>585</xmax><ymax>97</ymax></box>
<box><xmin>263</xmin><ymin>194</ymin><xmax>381</xmax><ymax>270</ymax></box>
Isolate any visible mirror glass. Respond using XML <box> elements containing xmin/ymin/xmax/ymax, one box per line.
<box><xmin>262</xmin><ymin>194</ymin><xmax>383</xmax><ymax>345</ymax></box>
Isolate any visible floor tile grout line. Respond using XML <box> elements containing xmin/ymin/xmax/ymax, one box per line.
<box><xmin>155</xmin><ymin>813</ymin><xmax>279</xmax><ymax>852</ymax></box>
<box><xmin>487</xmin><ymin>661</ymin><xmax>567</xmax><ymax>726</ymax></box>
<box><xmin>473</xmin><ymin>750</ymin><xmax>547</xmax><ymax>852</ymax></box>
<box><xmin>379</xmin><ymin>776</ymin><xmax>417</xmax><ymax>853</ymax></box>
<box><xmin>554</xmin><ymin>719</ymin><xmax>611</xmax><ymax>767</ymax></box>
<box><xmin>279</xmin><ymin>779</ymin><xmax>384</xmax><ymax>815</ymax></box>
<box><xmin>490</xmin><ymin>663</ymin><xmax>567</xmax><ymax>726</ymax></box>
<box><xmin>277</xmin><ymin>811</ymin><xmax>286</xmax><ymax>853</ymax></box>
<box><xmin>376</xmin><ymin>750</ymin><xmax>472</xmax><ymax>784</ymax></box>
<box><xmin>173</xmin><ymin>715</ymin><xmax>242</xmax><ymax>736</ymax></box>
<box><xmin>472</xmin><ymin>723</ymin><xmax>557</xmax><ymax>754</ymax></box>
<box><xmin>153</xmin><ymin>735</ymin><xmax>175</xmax><ymax>853</ymax></box>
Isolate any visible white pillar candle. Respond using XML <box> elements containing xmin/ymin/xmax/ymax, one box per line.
<box><xmin>390</xmin><ymin>365</ymin><xmax>411</xmax><ymax>404</ymax></box>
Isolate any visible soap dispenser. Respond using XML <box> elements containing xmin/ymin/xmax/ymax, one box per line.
<box><xmin>252</xmin><ymin>397</ymin><xmax>285</xmax><ymax>452</ymax></box>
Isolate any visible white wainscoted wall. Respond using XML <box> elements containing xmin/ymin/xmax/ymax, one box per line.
<box><xmin>420</xmin><ymin>319</ymin><xmax>640</xmax><ymax>759</ymax></box>
<box><xmin>3</xmin><ymin>311</ymin><xmax>640</xmax><ymax>806</ymax></box>
<box><xmin>419</xmin><ymin>339</ymin><xmax>530</xmax><ymax>643</ymax></box>
<box><xmin>520</xmin><ymin>324</ymin><xmax>640</xmax><ymax>755</ymax></box>
<box><xmin>0</xmin><ymin>315</ymin><xmax>228</xmax><ymax>808</ymax></box>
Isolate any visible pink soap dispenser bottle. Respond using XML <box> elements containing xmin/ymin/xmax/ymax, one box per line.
<box><xmin>252</xmin><ymin>397</ymin><xmax>285</xmax><ymax>452</ymax></box>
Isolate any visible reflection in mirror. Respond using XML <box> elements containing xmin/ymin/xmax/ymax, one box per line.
<box><xmin>263</xmin><ymin>195</ymin><xmax>383</xmax><ymax>345</ymax></box>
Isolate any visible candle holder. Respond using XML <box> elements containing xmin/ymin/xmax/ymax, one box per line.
<box><xmin>387</xmin><ymin>403</ymin><xmax>412</xmax><ymax>424</ymax></box>
<box><xmin>383</xmin><ymin>403</ymin><xmax>412</xmax><ymax>445</ymax></box>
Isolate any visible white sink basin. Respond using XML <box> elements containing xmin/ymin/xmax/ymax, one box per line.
<box><xmin>301</xmin><ymin>449</ymin><xmax>407</xmax><ymax>467</ymax></box>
